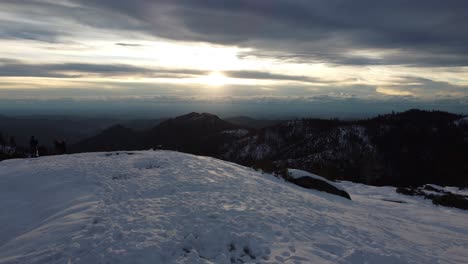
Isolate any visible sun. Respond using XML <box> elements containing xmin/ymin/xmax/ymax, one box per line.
<box><xmin>204</xmin><ymin>71</ymin><xmax>228</xmax><ymax>86</ymax></box>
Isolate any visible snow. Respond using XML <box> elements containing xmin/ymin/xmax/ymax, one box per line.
<box><xmin>443</xmin><ymin>186</ymin><xmax>468</xmax><ymax>196</ymax></box>
<box><xmin>0</xmin><ymin>145</ymin><xmax>15</xmax><ymax>155</ymax></box>
<box><xmin>421</xmin><ymin>190</ymin><xmax>443</xmax><ymax>196</ymax></box>
<box><xmin>454</xmin><ymin>116</ymin><xmax>468</xmax><ymax>126</ymax></box>
<box><xmin>1</xmin><ymin>151</ymin><xmax>468</xmax><ymax>264</ymax></box>
<box><xmin>287</xmin><ymin>168</ymin><xmax>346</xmax><ymax>192</ymax></box>
<box><xmin>426</xmin><ymin>184</ymin><xmax>468</xmax><ymax>196</ymax></box>
<box><xmin>221</xmin><ymin>129</ymin><xmax>249</xmax><ymax>137</ymax></box>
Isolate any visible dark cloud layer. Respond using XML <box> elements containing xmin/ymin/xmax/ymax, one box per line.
<box><xmin>3</xmin><ymin>0</ymin><xmax>468</xmax><ymax>67</ymax></box>
<box><xmin>115</xmin><ymin>43</ymin><xmax>144</xmax><ymax>47</ymax></box>
<box><xmin>0</xmin><ymin>59</ymin><xmax>207</xmax><ymax>78</ymax></box>
<box><xmin>70</xmin><ymin>0</ymin><xmax>468</xmax><ymax>67</ymax></box>
<box><xmin>224</xmin><ymin>70</ymin><xmax>325</xmax><ymax>84</ymax></box>
<box><xmin>0</xmin><ymin>59</ymin><xmax>331</xmax><ymax>84</ymax></box>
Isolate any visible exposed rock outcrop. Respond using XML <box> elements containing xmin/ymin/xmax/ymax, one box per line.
<box><xmin>286</xmin><ymin>169</ymin><xmax>351</xmax><ymax>200</ymax></box>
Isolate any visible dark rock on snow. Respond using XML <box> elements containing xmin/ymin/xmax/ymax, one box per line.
<box><xmin>286</xmin><ymin>169</ymin><xmax>352</xmax><ymax>200</ymax></box>
<box><xmin>291</xmin><ymin>176</ymin><xmax>352</xmax><ymax>200</ymax></box>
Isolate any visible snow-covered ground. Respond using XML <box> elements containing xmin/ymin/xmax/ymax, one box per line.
<box><xmin>1</xmin><ymin>151</ymin><xmax>467</xmax><ymax>264</ymax></box>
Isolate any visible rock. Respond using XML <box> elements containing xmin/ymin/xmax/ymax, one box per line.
<box><xmin>292</xmin><ymin>176</ymin><xmax>352</xmax><ymax>200</ymax></box>
<box><xmin>286</xmin><ymin>169</ymin><xmax>351</xmax><ymax>200</ymax></box>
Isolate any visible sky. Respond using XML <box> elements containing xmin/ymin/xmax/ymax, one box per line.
<box><xmin>1</xmin><ymin>0</ymin><xmax>468</xmax><ymax>118</ymax></box>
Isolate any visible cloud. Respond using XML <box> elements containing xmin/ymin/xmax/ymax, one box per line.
<box><xmin>0</xmin><ymin>59</ymin><xmax>208</xmax><ymax>78</ymax></box>
<box><xmin>376</xmin><ymin>76</ymin><xmax>468</xmax><ymax>98</ymax></box>
<box><xmin>0</xmin><ymin>59</ymin><xmax>339</xmax><ymax>85</ymax></box>
<box><xmin>115</xmin><ymin>43</ymin><xmax>144</xmax><ymax>47</ymax></box>
<box><xmin>65</xmin><ymin>0</ymin><xmax>468</xmax><ymax>67</ymax></box>
<box><xmin>2</xmin><ymin>59</ymin><xmax>468</xmax><ymax>100</ymax></box>
<box><xmin>1</xmin><ymin>0</ymin><xmax>468</xmax><ymax>109</ymax></box>
<box><xmin>2</xmin><ymin>1</ymin><xmax>468</xmax><ymax>67</ymax></box>
<box><xmin>224</xmin><ymin>70</ymin><xmax>326</xmax><ymax>84</ymax></box>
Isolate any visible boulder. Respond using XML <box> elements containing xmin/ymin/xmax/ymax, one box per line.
<box><xmin>287</xmin><ymin>169</ymin><xmax>352</xmax><ymax>200</ymax></box>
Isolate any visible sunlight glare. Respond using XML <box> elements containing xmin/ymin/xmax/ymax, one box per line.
<box><xmin>204</xmin><ymin>71</ymin><xmax>228</xmax><ymax>86</ymax></box>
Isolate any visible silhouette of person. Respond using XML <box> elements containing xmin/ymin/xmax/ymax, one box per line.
<box><xmin>30</xmin><ymin>136</ymin><xmax>39</xmax><ymax>157</ymax></box>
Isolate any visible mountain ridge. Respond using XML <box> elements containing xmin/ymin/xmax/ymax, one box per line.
<box><xmin>56</xmin><ymin>110</ymin><xmax>468</xmax><ymax>187</ymax></box>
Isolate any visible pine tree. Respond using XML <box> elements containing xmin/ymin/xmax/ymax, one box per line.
<box><xmin>0</xmin><ymin>132</ymin><xmax>5</xmax><ymax>146</ymax></box>
<box><xmin>9</xmin><ymin>136</ymin><xmax>16</xmax><ymax>148</ymax></box>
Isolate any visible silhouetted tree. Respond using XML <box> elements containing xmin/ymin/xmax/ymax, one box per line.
<box><xmin>0</xmin><ymin>132</ymin><xmax>5</xmax><ymax>146</ymax></box>
<box><xmin>54</xmin><ymin>139</ymin><xmax>67</xmax><ymax>155</ymax></box>
<box><xmin>38</xmin><ymin>145</ymin><xmax>48</xmax><ymax>157</ymax></box>
<box><xmin>9</xmin><ymin>136</ymin><xmax>16</xmax><ymax>148</ymax></box>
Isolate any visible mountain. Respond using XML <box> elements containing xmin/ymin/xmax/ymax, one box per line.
<box><xmin>224</xmin><ymin>116</ymin><xmax>285</xmax><ymax>129</ymax></box>
<box><xmin>0</xmin><ymin>115</ymin><xmax>120</xmax><ymax>147</ymax></box>
<box><xmin>71</xmin><ymin>124</ymin><xmax>143</xmax><ymax>153</ymax></box>
<box><xmin>73</xmin><ymin>112</ymin><xmax>243</xmax><ymax>156</ymax></box>
<box><xmin>122</xmin><ymin>118</ymin><xmax>167</xmax><ymax>131</ymax></box>
<box><xmin>1</xmin><ymin>150</ymin><xmax>467</xmax><ymax>263</ymax></box>
<box><xmin>72</xmin><ymin>110</ymin><xmax>468</xmax><ymax>187</ymax></box>
<box><xmin>146</xmin><ymin>112</ymin><xmax>240</xmax><ymax>155</ymax></box>
<box><xmin>222</xmin><ymin>110</ymin><xmax>468</xmax><ymax>187</ymax></box>
<box><xmin>0</xmin><ymin>115</ymin><xmax>166</xmax><ymax>148</ymax></box>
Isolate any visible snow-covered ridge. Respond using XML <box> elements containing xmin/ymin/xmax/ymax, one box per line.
<box><xmin>1</xmin><ymin>151</ymin><xmax>468</xmax><ymax>264</ymax></box>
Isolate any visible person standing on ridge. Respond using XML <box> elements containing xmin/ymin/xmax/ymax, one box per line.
<box><xmin>29</xmin><ymin>136</ymin><xmax>39</xmax><ymax>157</ymax></box>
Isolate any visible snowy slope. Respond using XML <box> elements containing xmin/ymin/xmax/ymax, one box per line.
<box><xmin>1</xmin><ymin>151</ymin><xmax>467</xmax><ymax>264</ymax></box>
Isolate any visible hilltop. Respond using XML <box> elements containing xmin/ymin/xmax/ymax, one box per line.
<box><xmin>1</xmin><ymin>151</ymin><xmax>467</xmax><ymax>263</ymax></box>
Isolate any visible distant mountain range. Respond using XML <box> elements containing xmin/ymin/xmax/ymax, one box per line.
<box><xmin>224</xmin><ymin>116</ymin><xmax>285</xmax><ymax>129</ymax></box>
<box><xmin>72</xmin><ymin>112</ymin><xmax>240</xmax><ymax>155</ymax></box>
<box><xmin>2</xmin><ymin>110</ymin><xmax>467</xmax><ymax>187</ymax></box>
<box><xmin>0</xmin><ymin>115</ymin><xmax>166</xmax><ymax>147</ymax></box>
<box><xmin>67</xmin><ymin>110</ymin><xmax>468</xmax><ymax>187</ymax></box>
